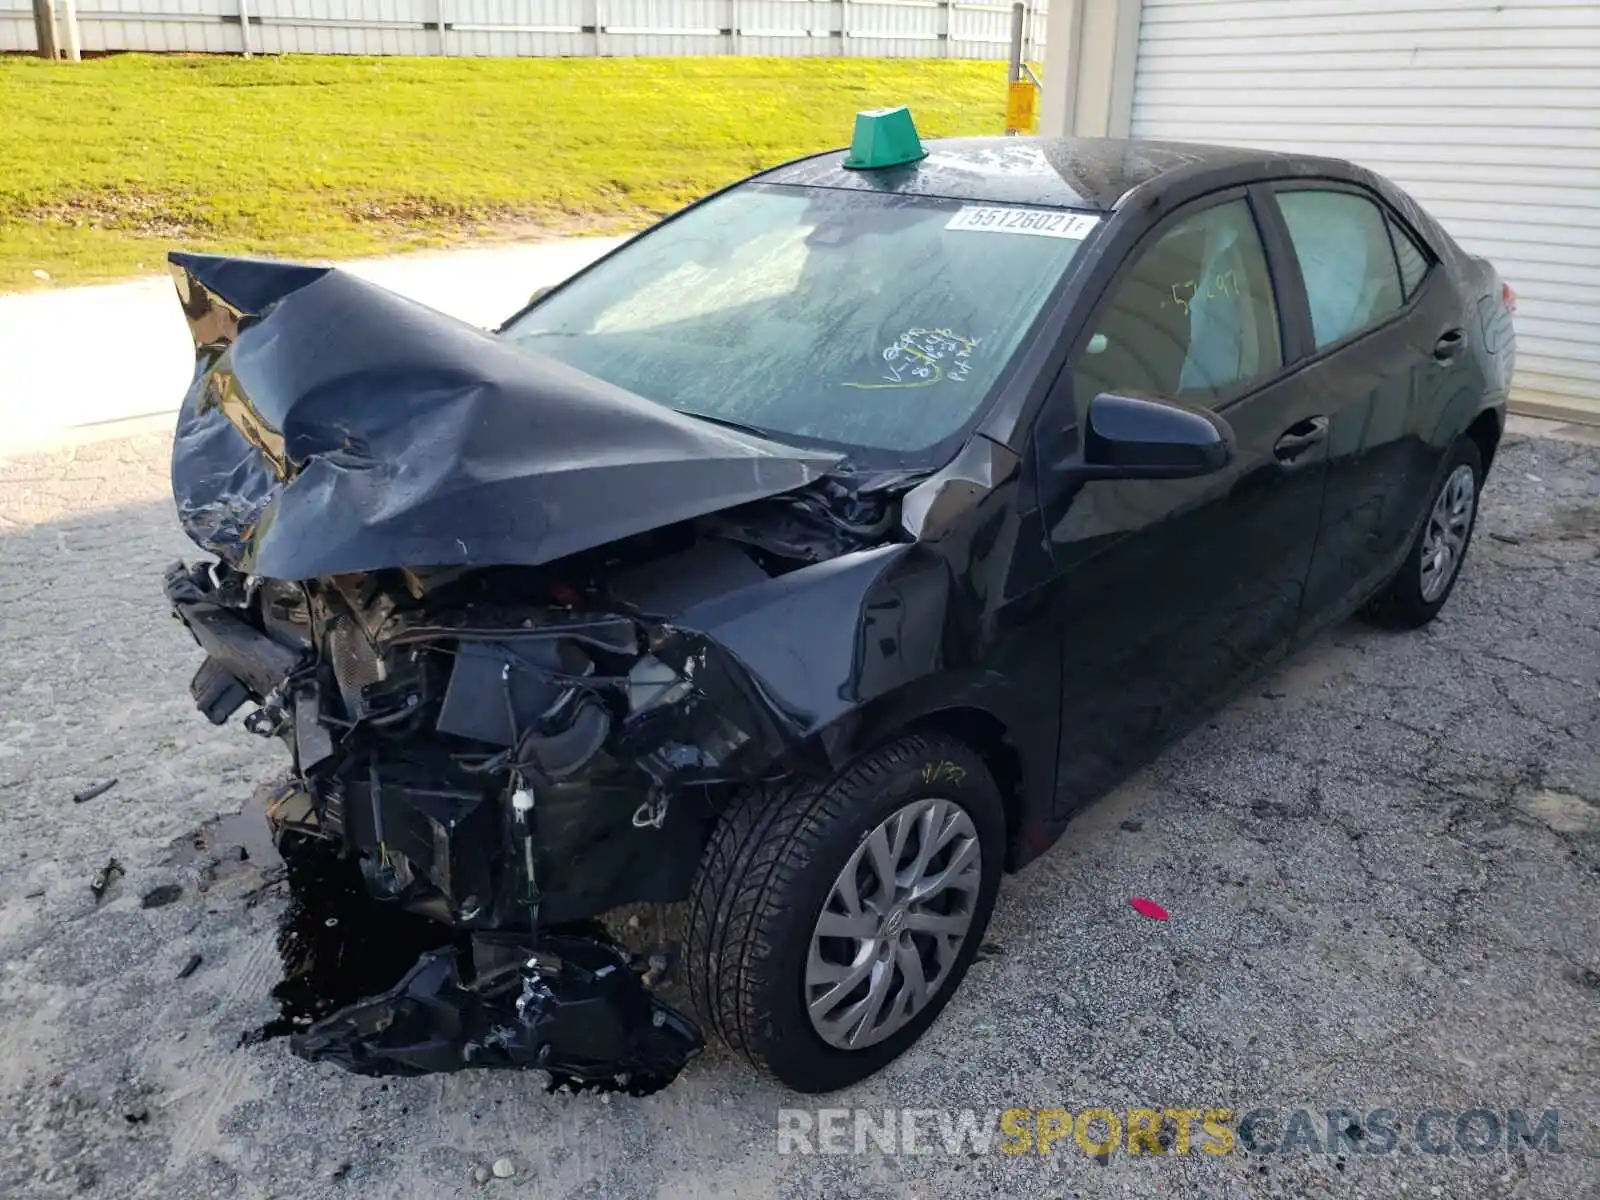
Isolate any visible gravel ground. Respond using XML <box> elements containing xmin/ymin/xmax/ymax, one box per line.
<box><xmin>0</xmin><ymin>425</ymin><xmax>1596</xmax><ymax>1200</ymax></box>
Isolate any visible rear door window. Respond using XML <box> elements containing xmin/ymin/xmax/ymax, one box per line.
<box><xmin>1073</xmin><ymin>198</ymin><xmax>1281</xmax><ymax>406</ymax></box>
<box><xmin>1276</xmin><ymin>189</ymin><xmax>1406</xmax><ymax>349</ymax></box>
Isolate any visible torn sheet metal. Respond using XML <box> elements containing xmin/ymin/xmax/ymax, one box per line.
<box><xmin>167</xmin><ymin>252</ymin><xmax>840</xmax><ymax>581</ymax></box>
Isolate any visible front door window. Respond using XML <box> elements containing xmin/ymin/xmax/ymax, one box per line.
<box><xmin>1073</xmin><ymin>198</ymin><xmax>1282</xmax><ymax>406</ymax></box>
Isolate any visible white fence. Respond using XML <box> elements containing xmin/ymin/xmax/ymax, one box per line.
<box><xmin>1</xmin><ymin>0</ymin><xmax>1047</xmax><ymax>58</ymax></box>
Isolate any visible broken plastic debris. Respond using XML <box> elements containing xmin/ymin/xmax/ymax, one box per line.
<box><xmin>177</xmin><ymin>953</ymin><xmax>203</xmax><ymax>979</ymax></box>
<box><xmin>288</xmin><ymin>937</ymin><xmax>703</xmax><ymax>1091</ymax></box>
<box><xmin>1129</xmin><ymin>897</ymin><xmax>1169</xmax><ymax>921</ymax></box>
<box><xmin>72</xmin><ymin>778</ymin><xmax>118</xmax><ymax>804</ymax></box>
<box><xmin>90</xmin><ymin>857</ymin><xmax>124</xmax><ymax>902</ymax></box>
<box><xmin>641</xmin><ymin>950</ymin><xmax>674</xmax><ymax>989</ymax></box>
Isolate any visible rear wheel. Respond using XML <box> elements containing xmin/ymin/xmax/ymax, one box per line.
<box><xmin>1365</xmin><ymin>437</ymin><xmax>1483</xmax><ymax>629</ymax></box>
<box><xmin>684</xmin><ymin>733</ymin><xmax>1003</xmax><ymax>1092</ymax></box>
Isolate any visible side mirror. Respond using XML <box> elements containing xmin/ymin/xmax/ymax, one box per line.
<box><xmin>1082</xmin><ymin>392</ymin><xmax>1233</xmax><ymax>480</ymax></box>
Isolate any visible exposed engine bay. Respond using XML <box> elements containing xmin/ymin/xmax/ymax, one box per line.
<box><xmin>157</xmin><ymin>250</ymin><xmax>995</xmax><ymax>1090</ymax></box>
<box><xmin>166</xmin><ymin>477</ymin><xmax>900</xmax><ymax>1088</ymax></box>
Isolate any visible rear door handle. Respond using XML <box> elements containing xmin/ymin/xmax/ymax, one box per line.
<box><xmin>1274</xmin><ymin>416</ymin><xmax>1328</xmax><ymax>464</ymax></box>
<box><xmin>1434</xmin><ymin>328</ymin><xmax>1466</xmax><ymax>360</ymax></box>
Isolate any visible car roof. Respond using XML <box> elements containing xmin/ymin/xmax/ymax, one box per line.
<box><xmin>759</xmin><ymin>135</ymin><xmax>1354</xmax><ymax>212</ymax></box>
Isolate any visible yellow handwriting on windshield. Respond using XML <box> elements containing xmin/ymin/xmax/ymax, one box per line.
<box><xmin>845</xmin><ymin>328</ymin><xmax>980</xmax><ymax>390</ymax></box>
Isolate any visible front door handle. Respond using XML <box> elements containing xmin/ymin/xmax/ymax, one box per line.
<box><xmin>1433</xmin><ymin>328</ymin><xmax>1466</xmax><ymax>360</ymax></box>
<box><xmin>1274</xmin><ymin>415</ymin><xmax>1328</xmax><ymax>464</ymax></box>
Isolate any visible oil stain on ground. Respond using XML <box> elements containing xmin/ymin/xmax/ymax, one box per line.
<box><xmin>168</xmin><ymin>787</ymin><xmax>459</xmax><ymax>1048</ymax></box>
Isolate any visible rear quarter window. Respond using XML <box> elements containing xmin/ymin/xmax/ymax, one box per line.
<box><xmin>1387</xmin><ymin>214</ymin><xmax>1430</xmax><ymax>299</ymax></box>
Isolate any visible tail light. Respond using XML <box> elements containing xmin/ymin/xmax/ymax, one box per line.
<box><xmin>1501</xmin><ymin>281</ymin><xmax>1518</xmax><ymax>315</ymax></box>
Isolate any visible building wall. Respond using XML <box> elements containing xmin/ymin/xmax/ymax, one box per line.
<box><xmin>1041</xmin><ymin>0</ymin><xmax>1600</xmax><ymax>422</ymax></box>
<box><xmin>0</xmin><ymin>0</ymin><xmax>1049</xmax><ymax>58</ymax></box>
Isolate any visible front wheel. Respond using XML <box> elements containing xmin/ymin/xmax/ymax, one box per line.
<box><xmin>1365</xmin><ymin>437</ymin><xmax>1483</xmax><ymax>629</ymax></box>
<box><xmin>684</xmin><ymin>733</ymin><xmax>1004</xmax><ymax>1092</ymax></box>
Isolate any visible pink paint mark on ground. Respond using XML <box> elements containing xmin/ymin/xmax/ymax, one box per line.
<box><xmin>1130</xmin><ymin>897</ymin><xmax>1169</xmax><ymax>921</ymax></box>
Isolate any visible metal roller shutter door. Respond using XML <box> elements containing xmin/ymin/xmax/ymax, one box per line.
<box><xmin>1128</xmin><ymin>0</ymin><xmax>1600</xmax><ymax>423</ymax></box>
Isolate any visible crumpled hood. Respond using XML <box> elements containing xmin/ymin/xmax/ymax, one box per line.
<box><xmin>167</xmin><ymin>252</ymin><xmax>841</xmax><ymax>581</ymax></box>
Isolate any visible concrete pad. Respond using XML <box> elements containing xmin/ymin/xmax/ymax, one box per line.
<box><xmin>0</xmin><ymin>418</ymin><xmax>1596</xmax><ymax>1199</ymax></box>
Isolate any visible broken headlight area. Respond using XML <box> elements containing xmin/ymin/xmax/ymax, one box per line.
<box><xmin>162</xmin><ymin>550</ymin><xmax>780</xmax><ymax>1088</ymax></box>
<box><xmin>164</xmin><ymin>553</ymin><xmax>764</xmax><ymax>918</ymax></box>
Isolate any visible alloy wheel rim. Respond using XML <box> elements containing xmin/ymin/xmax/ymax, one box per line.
<box><xmin>804</xmin><ymin>797</ymin><xmax>982</xmax><ymax>1050</ymax></box>
<box><xmin>1419</xmin><ymin>463</ymin><xmax>1476</xmax><ymax>603</ymax></box>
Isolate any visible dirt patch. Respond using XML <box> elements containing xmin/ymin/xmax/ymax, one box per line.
<box><xmin>1516</xmin><ymin>788</ymin><xmax>1600</xmax><ymax>836</ymax></box>
<box><xmin>14</xmin><ymin>189</ymin><xmax>214</xmax><ymax>239</ymax></box>
<box><xmin>1543</xmin><ymin>501</ymin><xmax>1600</xmax><ymax>543</ymax></box>
<box><xmin>340</xmin><ymin>195</ymin><xmax>650</xmax><ymax>243</ymax></box>
<box><xmin>342</xmin><ymin>195</ymin><xmax>487</xmax><ymax>226</ymax></box>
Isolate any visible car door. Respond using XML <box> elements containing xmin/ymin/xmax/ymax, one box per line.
<box><xmin>1265</xmin><ymin>183</ymin><xmax>1486</xmax><ymax>626</ymax></box>
<box><xmin>1025</xmin><ymin>189</ymin><xmax>1331</xmax><ymax>816</ymax></box>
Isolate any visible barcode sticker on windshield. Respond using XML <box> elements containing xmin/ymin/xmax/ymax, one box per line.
<box><xmin>945</xmin><ymin>207</ymin><xmax>1099</xmax><ymax>239</ymax></box>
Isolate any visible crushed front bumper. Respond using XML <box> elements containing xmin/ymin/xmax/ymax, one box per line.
<box><xmin>260</xmin><ymin>790</ymin><xmax>706</xmax><ymax>1091</ymax></box>
<box><xmin>291</xmin><ymin>934</ymin><xmax>703</xmax><ymax>1091</ymax></box>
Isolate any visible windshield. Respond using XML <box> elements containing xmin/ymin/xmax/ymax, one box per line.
<box><xmin>502</xmin><ymin>183</ymin><xmax>1097</xmax><ymax>463</ymax></box>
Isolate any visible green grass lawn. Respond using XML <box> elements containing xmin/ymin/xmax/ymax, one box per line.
<box><xmin>0</xmin><ymin>55</ymin><xmax>1009</xmax><ymax>291</ymax></box>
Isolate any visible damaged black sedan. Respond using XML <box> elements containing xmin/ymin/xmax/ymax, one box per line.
<box><xmin>163</xmin><ymin>110</ymin><xmax>1514</xmax><ymax>1094</ymax></box>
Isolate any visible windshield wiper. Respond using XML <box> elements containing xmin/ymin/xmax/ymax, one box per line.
<box><xmin>673</xmin><ymin>409</ymin><xmax>777</xmax><ymax>441</ymax></box>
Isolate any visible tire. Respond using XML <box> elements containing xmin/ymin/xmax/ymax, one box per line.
<box><xmin>684</xmin><ymin>733</ymin><xmax>1004</xmax><ymax>1093</ymax></box>
<box><xmin>1364</xmin><ymin>437</ymin><xmax>1484</xmax><ymax>629</ymax></box>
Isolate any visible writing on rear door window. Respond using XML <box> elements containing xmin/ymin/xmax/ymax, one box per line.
<box><xmin>945</xmin><ymin>207</ymin><xmax>1099</xmax><ymax>239</ymax></box>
